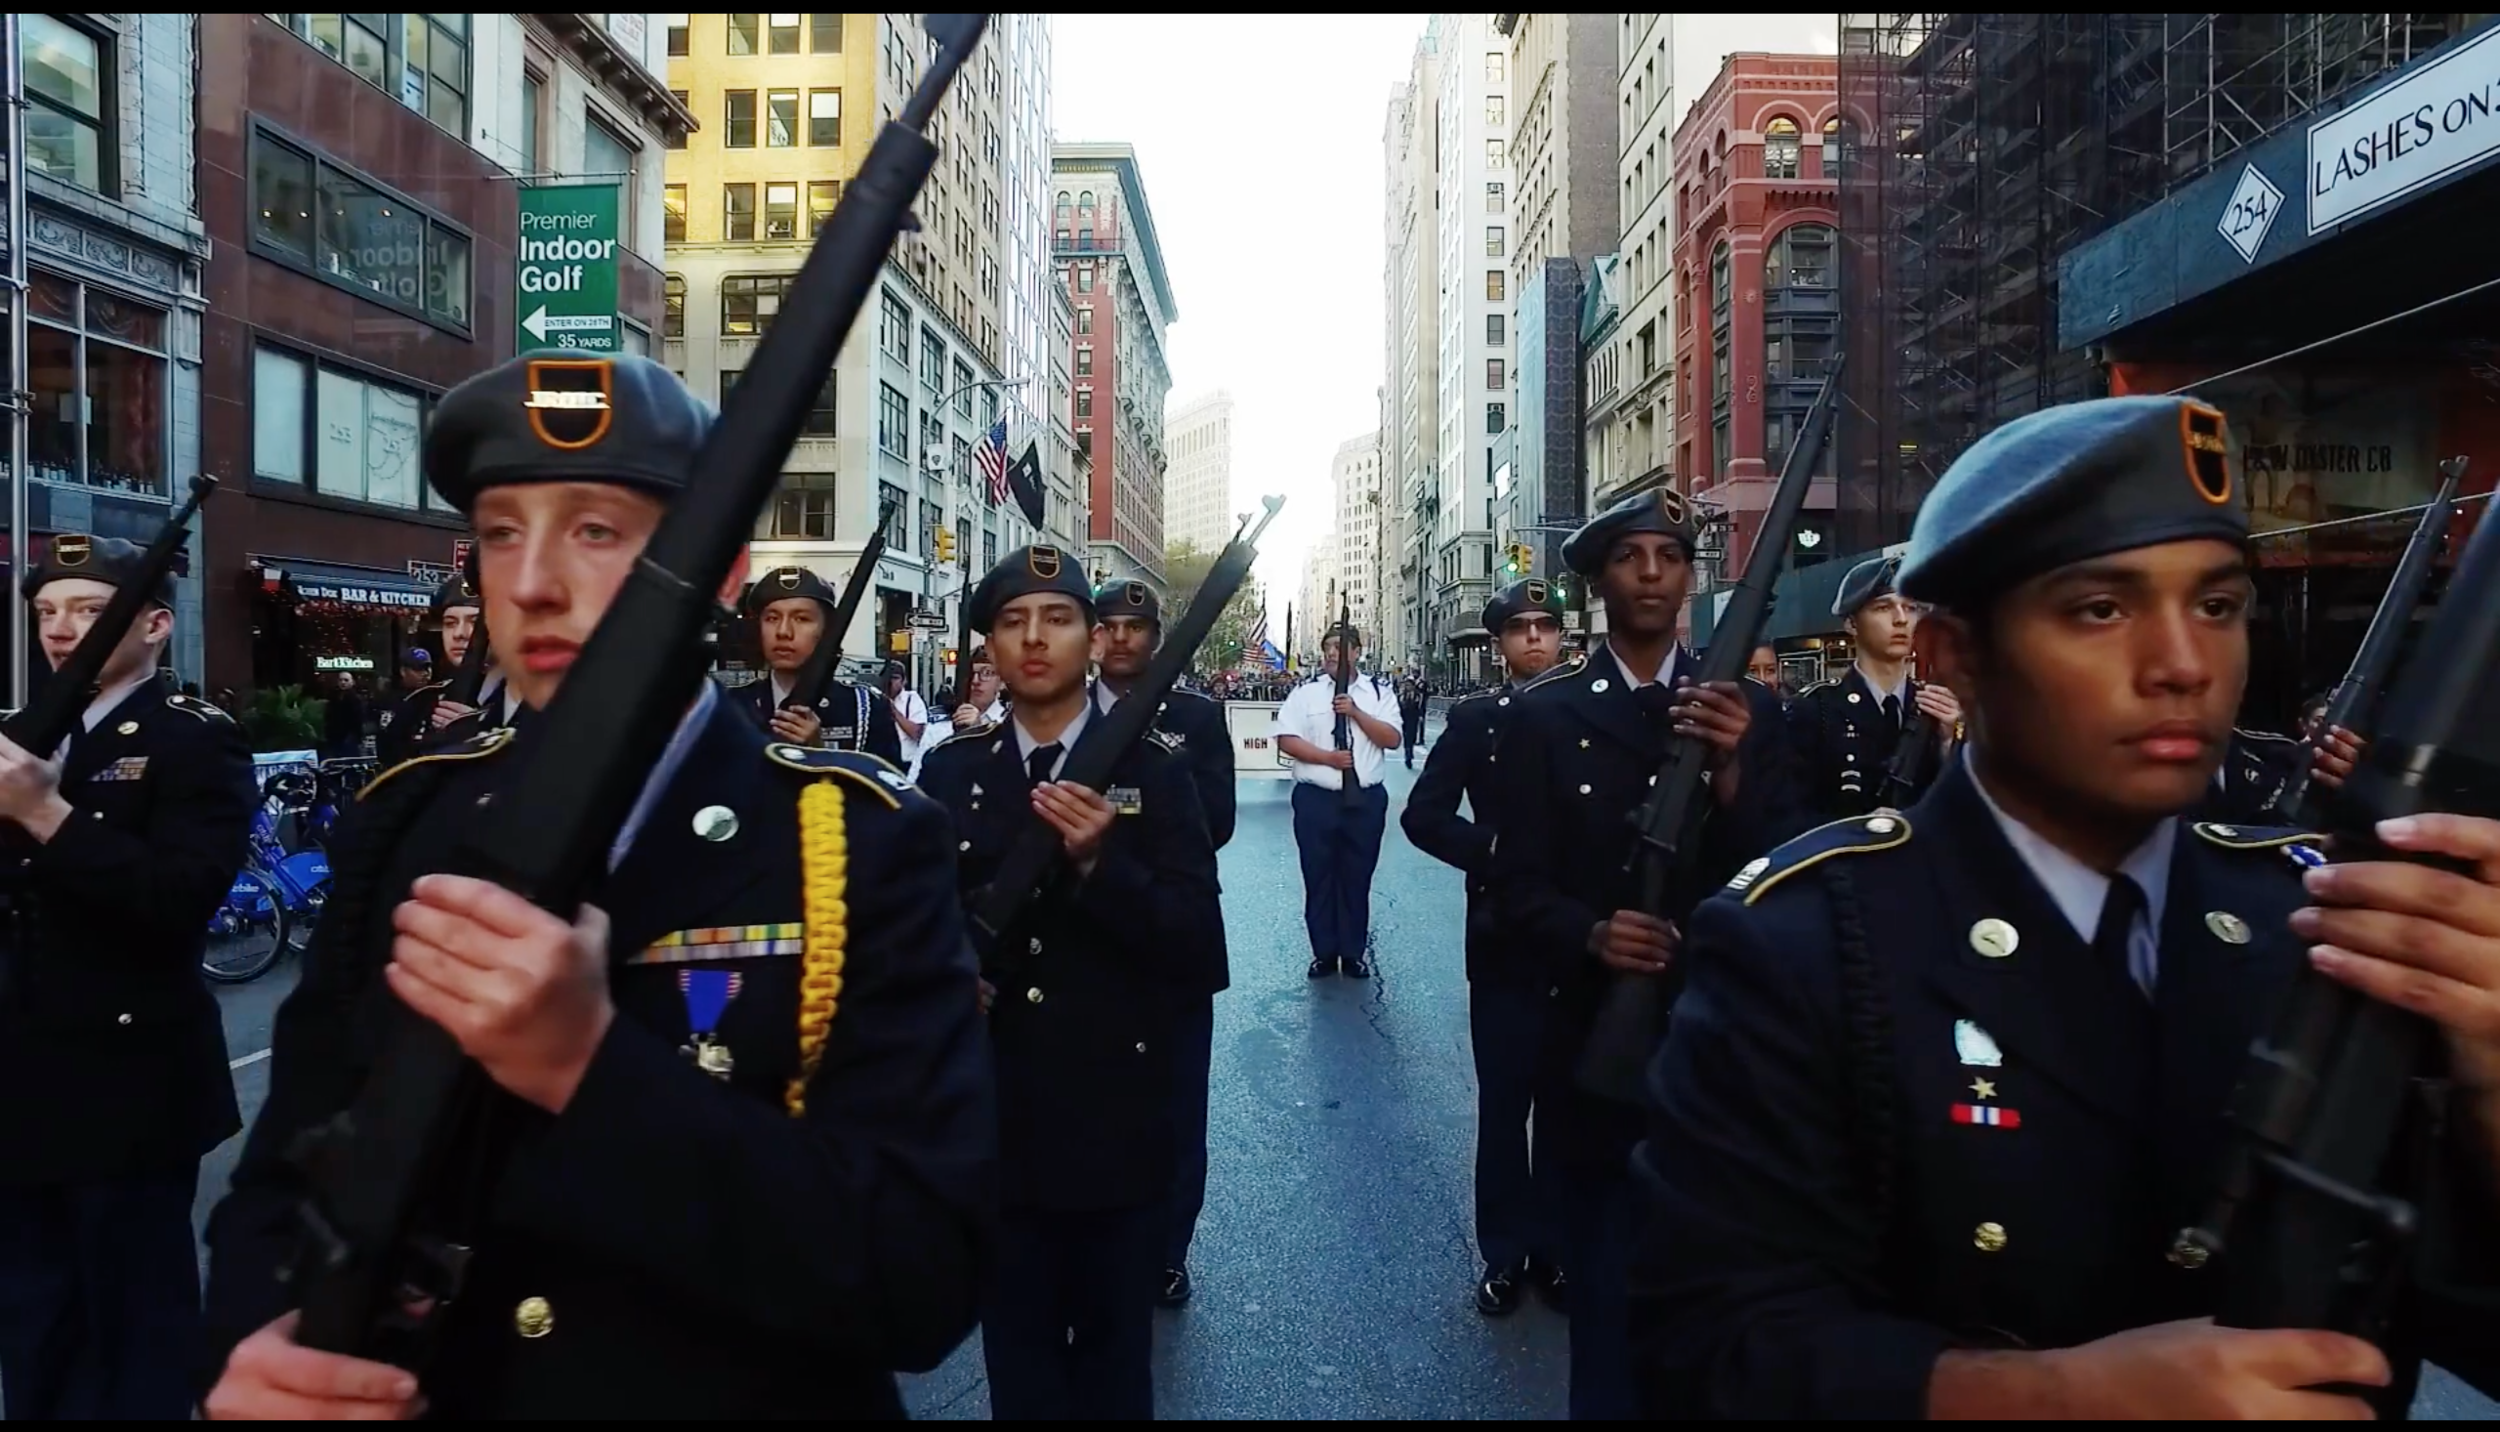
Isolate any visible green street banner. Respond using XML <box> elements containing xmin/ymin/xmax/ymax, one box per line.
<box><xmin>515</xmin><ymin>184</ymin><xmax>621</xmax><ymax>354</ymax></box>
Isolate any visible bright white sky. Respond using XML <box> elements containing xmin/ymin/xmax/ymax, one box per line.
<box><xmin>1051</xmin><ymin>13</ymin><xmax>1839</xmax><ymax>622</ymax></box>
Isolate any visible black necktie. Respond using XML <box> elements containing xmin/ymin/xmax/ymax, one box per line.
<box><xmin>2094</xmin><ymin>873</ymin><xmax>2150</xmax><ymax>996</ymax></box>
<box><xmin>1881</xmin><ymin>694</ymin><xmax>1903</xmax><ymax>732</ymax></box>
<box><xmin>1634</xmin><ymin>684</ymin><xmax>1678</xmax><ymax>726</ymax></box>
<box><xmin>1026</xmin><ymin>742</ymin><xmax>1062</xmax><ymax>788</ymax></box>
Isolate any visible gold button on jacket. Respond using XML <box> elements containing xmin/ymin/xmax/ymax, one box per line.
<box><xmin>514</xmin><ymin>1295</ymin><xmax>555</xmax><ymax>1338</ymax></box>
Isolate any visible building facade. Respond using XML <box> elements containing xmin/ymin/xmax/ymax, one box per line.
<box><xmin>1598</xmin><ymin>13</ymin><xmax>1679</xmax><ymax>517</ymax></box>
<box><xmin>1428</xmin><ymin>10</ymin><xmax>1510</xmax><ymax>681</ymax></box>
<box><xmin>1502</xmin><ymin>259</ymin><xmax>1586</xmax><ymax>583</ymax></box>
<box><xmin>1332</xmin><ymin>430</ymin><xmax>1383</xmax><ymax>639</ymax></box>
<box><xmin>1383</xmin><ymin>23</ymin><xmax>1440</xmax><ymax>673</ymax></box>
<box><xmin>1296</xmin><ymin>538</ymin><xmax>1338</xmax><ymax>671</ymax></box>
<box><xmin>199</xmin><ymin>12</ymin><xmax>684</xmax><ymax>694</ymax></box>
<box><xmin>1672</xmin><ymin>51</ymin><xmax>1840</xmax><ymax>632</ymax></box>
<box><xmin>1163</xmin><ymin>389</ymin><xmax>1235</xmax><ymax>557</ymax></box>
<box><xmin>9</xmin><ymin>14</ymin><xmax>209</xmax><ymax>691</ymax></box>
<box><xmin>1052</xmin><ymin>141</ymin><xmax>1176</xmax><ymax>592</ymax></box>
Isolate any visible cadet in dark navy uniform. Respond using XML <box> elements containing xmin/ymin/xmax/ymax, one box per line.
<box><xmin>1093</xmin><ymin>577</ymin><xmax>1233</xmax><ymax>1309</ymax></box>
<box><xmin>1489</xmin><ymin>487</ymin><xmax>1799</xmax><ymax>1421</ymax></box>
<box><xmin>1403</xmin><ymin>576</ymin><xmax>1571</xmax><ymax>1317</ymax></box>
<box><xmin>1631</xmin><ymin>394</ymin><xmax>2500</xmax><ymax>1418</ymax></box>
<box><xmin>734</xmin><ymin>564</ymin><xmax>903</xmax><ymax>763</ymax></box>
<box><xmin>202</xmin><ymin>352</ymin><xmax>994</xmax><ymax>1421</ymax></box>
<box><xmin>378</xmin><ymin>575</ymin><xmax>476</xmax><ymax>767</ymax></box>
<box><xmin>0</xmin><ymin>535</ymin><xmax>255</xmax><ymax>1420</ymax></box>
<box><xmin>918</xmin><ymin>547</ymin><xmax>1223</xmax><ymax>1420</ymax></box>
<box><xmin>2202</xmin><ymin>717</ymin><xmax>2363</xmax><ymax>826</ymax></box>
<box><xmin>1786</xmin><ymin>554</ymin><xmax>1964</xmax><ymax>820</ymax></box>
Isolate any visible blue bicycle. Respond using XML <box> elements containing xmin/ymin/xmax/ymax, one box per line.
<box><xmin>201</xmin><ymin>764</ymin><xmax>355</xmax><ymax>984</ymax></box>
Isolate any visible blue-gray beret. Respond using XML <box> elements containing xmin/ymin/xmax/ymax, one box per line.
<box><xmin>1095</xmin><ymin>579</ymin><xmax>1160</xmax><ymax>626</ymax></box>
<box><xmin>22</xmin><ymin>534</ymin><xmax>172</xmax><ymax>606</ymax></box>
<box><xmin>1560</xmin><ymin>486</ymin><xmax>1700</xmax><ymax>576</ymax></box>
<box><xmin>1482</xmin><ymin>577</ymin><xmax>1566</xmax><ymax>633</ymax></box>
<box><xmin>967</xmin><ymin>545</ymin><xmax>1096</xmax><ymax>633</ymax></box>
<box><xmin>1831</xmin><ymin>555</ymin><xmax>1901</xmax><ymax>617</ymax></box>
<box><xmin>424</xmin><ymin>350</ymin><xmax>714</xmax><ymax>514</ymax></box>
<box><xmin>1896</xmin><ymin>396</ymin><xmax>2248</xmax><ymax>607</ymax></box>
<box><xmin>743</xmin><ymin>565</ymin><xmax>836</xmax><ymax>618</ymax></box>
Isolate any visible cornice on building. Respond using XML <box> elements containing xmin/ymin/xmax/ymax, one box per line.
<box><xmin>529</xmin><ymin>13</ymin><xmax>697</xmax><ymax>140</ymax></box>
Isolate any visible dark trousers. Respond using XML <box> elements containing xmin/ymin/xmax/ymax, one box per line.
<box><xmin>0</xmin><ymin>1167</ymin><xmax>203</xmax><ymax>1421</ymax></box>
<box><xmin>1469</xmin><ymin>981</ymin><xmax>1558</xmax><ymax>1273</ymax></box>
<box><xmin>1401</xmin><ymin>711</ymin><xmax>1425</xmax><ymax>764</ymax></box>
<box><xmin>1163</xmin><ymin>995</ymin><xmax>1215</xmax><ymax>1270</ymax></box>
<box><xmin>1289</xmin><ymin>782</ymin><xmax>1388</xmax><ymax>963</ymax></box>
<box><xmin>1559</xmin><ymin>1165</ymin><xmax>1637</xmax><ymax>1421</ymax></box>
<box><xmin>983</xmin><ymin>1204</ymin><xmax>1160</xmax><ymax>1421</ymax></box>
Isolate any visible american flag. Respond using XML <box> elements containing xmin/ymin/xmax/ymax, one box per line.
<box><xmin>1243</xmin><ymin>612</ymin><xmax>1284</xmax><ymax>671</ymax></box>
<box><xmin>974</xmin><ymin>420</ymin><xmax>1010</xmax><ymax>506</ymax></box>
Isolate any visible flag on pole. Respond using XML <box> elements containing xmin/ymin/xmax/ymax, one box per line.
<box><xmin>974</xmin><ymin>420</ymin><xmax>1011</xmax><ymax>507</ymax></box>
<box><xmin>1004</xmin><ymin>440</ymin><xmax>1046</xmax><ymax>528</ymax></box>
<box><xmin>1242</xmin><ymin>611</ymin><xmax>1284</xmax><ymax>671</ymax></box>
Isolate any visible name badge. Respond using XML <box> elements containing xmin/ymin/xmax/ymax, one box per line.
<box><xmin>94</xmin><ymin>756</ymin><xmax>149</xmax><ymax>783</ymax></box>
<box><xmin>1107</xmin><ymin>786</ymin><xmax>1144</xmax><ymax>815</ymax></box>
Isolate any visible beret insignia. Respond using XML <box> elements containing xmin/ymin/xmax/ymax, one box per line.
<box><xmin>522</xmin><ymin>358</ymin><xmax>615</xmax><ymax>451</ymax></box>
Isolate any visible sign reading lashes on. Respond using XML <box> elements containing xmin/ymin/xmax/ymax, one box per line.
<box><xmin>2307</xmin><ymin>23</ymin><xmax>2500</xmax><ymax>233</ymax></box>
<box><xmin>515</xmin><ymin>184</ymin><xmax>622</xmax><ymax>354</ymax></box>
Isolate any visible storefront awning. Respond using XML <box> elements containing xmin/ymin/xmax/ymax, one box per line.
<box><xmin>252</xmin><ymin>556</ymin><xmax>437</xmax><ymax>610</ymax></box>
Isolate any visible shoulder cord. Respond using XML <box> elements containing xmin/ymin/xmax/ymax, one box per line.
<box><xmin>1824</xmin><ymin>862</ymin><xmax>1898</xmax><ymax>1224</ymax></box>
<box><xmin>786</xmin><ymin>778</ymin><xmax>849</xmax><ymax>1117</ymax></box>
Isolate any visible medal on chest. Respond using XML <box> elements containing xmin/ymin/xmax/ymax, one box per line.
<box><xmin>679</xmin><ymin>967</ymin><xmax>745</xmax><ymax>1080</ymax></box>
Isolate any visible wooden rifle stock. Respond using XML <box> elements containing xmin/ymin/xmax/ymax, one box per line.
<box><xmin>284</xmin><ymin>14</ymin><xmax>992</xmax><ymax>1361</ymax></box>
<box><xmin>1330</xmin><ymin>583</ymin><xmax>1357</xmax><ymax>806</ymax></box>
<box><xmin>1575</xmin><ymin>356</ymin><xmax>1845</xmax><ymax>1106</ymax></box>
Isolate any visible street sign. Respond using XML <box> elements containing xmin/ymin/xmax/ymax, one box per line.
<box><xmin>908</xmin><ymin>608</ymin><xmax>950</xmax><ymax>631</ymax></box>
<box><xmin>516</xmin><ymin>185</ymin><xmax>621</xmax><ymax>354</ymax></box>
<box><xmin>452</xmin><ymin>539</ymin><xmax>473</xmax><ymax>573</ymax></box>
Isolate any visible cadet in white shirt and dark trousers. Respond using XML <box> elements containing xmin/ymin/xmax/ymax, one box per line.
<box><xmin>1275</xmin><ymin>624</ymin><xmax>1403</xmax><ymax>979</ymax></box>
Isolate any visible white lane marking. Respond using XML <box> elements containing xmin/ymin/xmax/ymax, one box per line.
<box><xmin>229</xmin><ymin>1048</ymin><xmax>272</xmax><ymax>1070</ymax></box>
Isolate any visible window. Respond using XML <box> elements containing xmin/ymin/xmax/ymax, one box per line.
<box><xmin>878</xmin><ymin>289</ymin><xmax>910</xmax><ymax>363</ymax></box>
<box><xmin>663</xmin><ymin>184</ymin><xmax>687</xmax><ymax>242</ymax></box>
<box><xmin>951</xmin><ymin>361</ymin><xmax>974</xmax><ymax>414</ymax></box>
<box><xmin>1486</xmin><ymin>314</ymin><xmax>1504</xmax><ymax>345</ymax></box>
<box><xmin>252</xmin><ymin>348</ymin><xmax>308</xmax><ymax>484</ymax></box>
<box><xmin>766</xmin><ymin>89</ymin><xmax>798</xmax><ymax>146</ymax></box>
<box><xmin>1486</xmin><ymin>95</ymin><xmax>1504</xmax><ymax>127</ymax></box>
<box><xmin>723</xmin><ymin>91</ymin><xmax>756</xmax><ymax>148</ymax></box>
<box><xmin>249</xmin><ymin>125</ymin><xmax>472</xmax><ymax>330</ymax></box>
<box><xmin>1711</xmin><ymin>242</ymin><xmax>1732</xmax><ymax>481</ymax></box>
<box><xmin>27</xmin><ymin>272</ymin><xmax>169</xmax><ymax>497</ymax></box>
<box><xmin>769</xmin><ymin>472</ymin><xmax>836</xmax><ymax>538</ymax></box>
<box><xmin>1075</xmin><ymin>267</ymin><xmax>1093</xmax><ymax>293</ymax></box>
<box><xmin>666</xmin><ymin>14</ymin><xmax>689</xmax><ymax>56</ymax></box>
<box><xmin>949</xmin><ymin>435</ymin><xmax>970</xmax><ymax>480</ymax></box>
<box><xmin>919</xmin><ymin>409</ymin><xmax>943</xmax><ymax>468</ymax></box>
<box><xmin>810</xmin><ymin>14</ymin><xmax>843</xmax><ymax>52</ymax></box>
<box><xmin>520</xmin><ymin>71</ymin><xmax>543</xmax><ymax>171</ymax></box>
<box><xmin>1764</xmin><ymin>116</ymin><xmax>1800</xmax><ymax>180</ymax></box>
<box><xmin>722</xmin><ymin>182</ymin><xmax>755</xmax><ymax>241</ymax></box>
<box><xmin>1486</xmin><ymin>182</ymin><xmax>1504</xmax><ymax>212</ymax></box>
<box><xmin>763</xmin><ymin>182</ymin><xmax>797</xmax><ymax>239</ymax></box>
<box><xmin>1823</xmin><ymin>117</ymin><xmax>1841</xmax><ymax>172</ymax></box>
<box><xmin>584</xmin><ymin>116</ymin><xmax>638</xmax><ymax>232</ymax></box>
<box><xmin>248</xmin><ymin>345</ymin><xmax>432</xmax><ymax>511</ymax></box>
<box><xmin>1765</xmin><ymin>222</ymin><xmax>1833</xmax><ymax>289</ymax></box>
<box><xmin>877</xmin><ymin>382</ymin><xmax>910</xmax><ymax>456</ymax></box>
<box><xmin>1487</xmin><ymin>359</ymin><xmax>1505</xmax><ymax>390</ymax></box>
<box><xmin>1075</xmin><ymin>305</ymin><xmax>1093</xmax><ymax>335</ymax></box>
<box><xmin>803</xmin><ymin>373</ymin><xmax>836</xmax><ymax>437</ymax></box>
<box><xmin>1486</xmin><ymin>52</ymin><xmax>1504</xmax><ymax>84</ymax></box>
<box><xmin>721</xmin><ymin>274</ymin><xmax>792</xmax><ymax>336</ymax></box>
<box><xmin>1485</xmin><ymin>269</ymin><xmax>1505</xmax><ymax>302</ymax></box>
<box><xmin>1075</xmin><ymin>388</ymin><xmax>1092</xmax><ymax>420</ymax></box>
<box><xmin>1486</xmin><ymin>226</ymin><xmax>1504</xmax><ymax>257</ymax></box>
<box><xmin>1486</xmin><ymin>402</ymin><xmax>1505</xmax><ymax>435</ymax></box>
<box><xmin>768</xmin><ymin>13</ymin><xmax>800</xmax><ymax>53</ymax></box>
<box><xmin>1485</xmin><ymin>139</ymin><xmax>1503</xmax><ymax>168</ymax></box>
<box><xmin>880</xmin><ymin>483</ymin><xmax>912</xmax><ymax>546</ymax></box>
<box><xmin>24</xmin><ymin>15</ymin><xmax>106</xmax><ymax>192</ymax></box>
<box><xmin>664</xmin><ymin>90</ymin><xmax>689</xmax><ymax>149</ymax></box>
<box><xmin>808</xmin><ymin>89</ymin><xmax>840</xmax><ymax>146</ymax></box>
<box><xmin>1076</xmin><ymin>346</ymin><xmax>1093</xmax><ymax>377</ymax></box>
<box><xmin>277</xmin><ymin>13</ymin><xmax>467</xmax><ymax>136</ymax></box>
<box><xmin>726</xmin><ymin>14</ymin><xmax>759</xmax><ymax>55</ymax></box>
<box><xmin>807</xmin><ymin>180</ymin><xmax>838</xmax><ymax>236</ymax></box>
<box><xmin>720</xmin><ymin>369</ymin><xmax>742</xmax><ymax>406</ymax></box>
<box><xmin>663</xmin><ymin>274</ymin><xmax>685</xmax><ymax>338</ymax></box>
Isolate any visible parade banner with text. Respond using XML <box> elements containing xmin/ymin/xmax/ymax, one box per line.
<box><xmin>516</xmin><ymin>184</ymin><xmax>622</xmax><ymax>354</ymax></box>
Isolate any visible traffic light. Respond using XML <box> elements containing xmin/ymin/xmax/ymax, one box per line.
<box><xmin>1502</xmin><ymin>542</ymin><xmax>1532</xmax><ymax>576</ymax></box>
<box><xmin>942</xmin><ymin>647</ymin><xmax>959</xmax><ymax>667</ymax></box>
<box><xmin>1516</xmin><ymin>543</ymin><xmax>1534</xmax><ymax>576</ymax></box>
<box><xmin>934</xmin><ymin>526</ymin><xmax>957</xmax><ymax>564</ymax></box>
<box><xmin>887</xmin><ymin>630</ymin><xmax>911</xmax><ymax>654</ymax></box>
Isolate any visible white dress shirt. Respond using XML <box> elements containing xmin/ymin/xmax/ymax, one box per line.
<box><xmin>1966</xmin><ymin>750</ymin><xmax>2174</xmax><ymax>994</ymax></box>
<box><xmin>1278</xmin><ymin>672</ymin><xmax>1400</xmax><ymax>791</ymax></box>
<box><xmin>1606</xmin><ymin>641</ymin><xmax>1689</xmax><ymax>690</ymax></box>
<box><xmin>890</xmin><ymin>687</ymin><xmax>930</xmax><ymax>764</ymax></box>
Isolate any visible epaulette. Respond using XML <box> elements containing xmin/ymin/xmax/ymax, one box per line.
<box><xmin>1797</xmin><ymin>679</ymin><xmax>1837</xmax><ymax>698</ymax></box>
<box><xmin>2232</xmin><ymin>726</ymin><xmax>2297</xmax><ymax>745</ymax></box>
<box><xmin>356</xmin><ymin>724</ymin><xmax>515</xmax><ymax>801</ymax></box>
<box><xmin>1519</xmin><ymin>655</ymin><xmax>1586</xmax><ymax>693</ymax></box>
<box><xmin>166</xmin><ymin>692</ymin><xmax>237</xmax><ymax>724</ymax></box>
<box><xmin>2192</xmin><ymin>820</ymin><xmax>2329</xmax><ymax>872</ymax></box>
<box><xmin>764</xmin><ymin>742</ymin><xmax>907</xmax><ymax>808</ymax></box>
<box><xmin>930</xmin><ymin>720</ymin><xmax>998</xmax><ymax>752</ymax></box>
<box><xmin>1723</xmin><ymin>811</ymin><xmax>1914</xmax><ymax>907</ymax></box>
<box><xmin>1453</xmin><ymin>687</ymin><xmax>1496</xmax><ymax>706</ymax></box>
<box><xmin>1143</xmin><ymin>727</ymin><xmax>1183</xmax><ymax>754</ymax></box>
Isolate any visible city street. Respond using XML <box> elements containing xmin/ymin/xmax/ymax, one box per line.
<box><xmin>189</xmin><ymin>715</ymin><xmax>2492</xmax><ymax>1420</ymax></box>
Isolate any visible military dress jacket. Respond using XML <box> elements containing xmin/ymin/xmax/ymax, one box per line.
<box><xmin>0</xmin><ymin>678</ymin><xmax>254</xmax><ymax>1185</ymax></box>
<box><xmin>1784</xmin><ymin>667</ymin><xmax>1948</xmax><ymax>821</ymax></box>
<box><xmin>916</xmin><ymin>711</ymin><xmax>1223</xmax><ymax>1212</ymax></box>
<box><xmin>376</xmin><ymin>681</ymin><xmax>447</xmax><ymax>769</ymax></box>
<box><xmin>1400</xmin><ymin>681</ymin><xmax>1520</xmax><ymax>983</ymax></box>
<box><xmin>1488</xmin><ymin>647</ymin><xmax>1803</xmax><ymax>1174</ymax></box>
<box><xmin>201</xmin><ymin>702</ymin><xmax>996</xmax><ymax>1420</ymax></box>
<box><xmin>732</xmin><ymin>673</ymin><xmax>904</xmax><ymax>765</ymax></box>
<box><xmin>1628</xmin><ymin>758</ymin><xmax>2500</xmax><ymax>1419</ymax></box>
<box><xmin>2198</xmin><ymin>726</ymin><xmax>2305</xmax><ymax>825</ymax></box>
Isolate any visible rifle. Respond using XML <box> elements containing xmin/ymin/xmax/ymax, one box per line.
<box><xmin>780</xmin><ymin>493</ymin><xmax>901</xmax><ymax>720</ymax></box>
<box><xmin>283</xmin><ymin>15</ymin><xmax>990</xmax><ymax>1361</ymax></box>
<box><xmin>1575</xmin><ymin>354</ymin><xmax>1846</xmax><ymax>1106</ymax></box>
<box><xmin>2178</xmin><ymin>451</ymin><xmax>2500</xmax><ymax>1340</ymax></box>
<box><xmin>1329</xmin><ymin>580</ymin><xmax>1359</xmax><ymax>807</ymax></box>
<box><xmin>427</xmin><ymin>546</ymin><xmax>491</xmax><ymax>742</ymax></box>
<box><xmin>4</xmin><ymin>475</ymin><xmax>214</xmax><ymax>758</ymax></box>
<box><xmin>970</xmin><ymin>496</ymin><xmax>1282</xmax><ymax>969</ymax></box>
<box><xmin>1874</xmin><ymin>653</ymin><xmax>1938</xmax><ymax>810</ymax></box>
<box><xmin>2261</xmin><ymin>458</ymin><xmax>2465</xmax><ymax>824</ymax></box>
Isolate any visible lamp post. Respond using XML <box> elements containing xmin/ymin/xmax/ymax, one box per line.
<box><xmin>5</xmin><ymin>16</ymin><xmax>27</xmax><ymax>709</ymax></box>
<box><xmin>918</xmin><ymin>374</ymin><xmax>1031</xmax><ymax>696</ymax></box>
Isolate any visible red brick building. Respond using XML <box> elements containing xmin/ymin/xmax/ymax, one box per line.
<box><xmin>1672</xmin><ymin>53</ymin><xmax>1839</xmax><ymax>577</ymax></box>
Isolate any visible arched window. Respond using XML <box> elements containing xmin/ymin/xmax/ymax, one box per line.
<box><xmin>1077</xmin><ymin>190</ymin><xmax>1096</xmax><ymax>224</ymax></box>
<box><xmin>1710</xmin><ymin>241</ymin><xmax>1731</xmax><ymax>483</ymax></box>
<box><xmin>1822</xmin><ymin>117</ymin><xmax>1841</xmax><ymax>174</ymax></box>
<box><xmin>1764</xmin><ymin>116</ymin><xmax>1801</xmax><ymax>180</ymax></box>
<box><xmin>1761</xmin><ymin>223</ymin><xmax>1837</xmax><ymax>480</ymax></box>
<box><xmin>1765</xmin><ymin>222</ymin><xmax>1833</xmax><ymax>290</ymax></box>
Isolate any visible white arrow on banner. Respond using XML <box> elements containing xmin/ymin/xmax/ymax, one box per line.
<box><xmin>520</xmin><ymin>306</ymin><xmax>616</xmax><ymax>341</ymax></box>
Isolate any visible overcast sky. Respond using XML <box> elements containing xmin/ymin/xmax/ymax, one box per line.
<box><xmin>1051</xmin><ymin>13</ymin><xmax>1840</xmax><ymax>619</ymax></box>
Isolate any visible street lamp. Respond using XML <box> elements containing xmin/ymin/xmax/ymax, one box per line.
<box><xmin>917</xmin><ymin>375</ymin><xmax>1032</xmax><ymax>694</ymax></box>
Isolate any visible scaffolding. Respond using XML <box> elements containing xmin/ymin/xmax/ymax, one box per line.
<box><xmin>1834</xmin><ymin>13</ymin><xmax>2466</xmax><ymax>555</ymax></box>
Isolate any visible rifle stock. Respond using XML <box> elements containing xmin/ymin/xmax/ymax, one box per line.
<box><xmin>1330</xmin><ymin>581</ymin><xmax>1357</xmax><ymax>806</ymax></box>
<box><xmin>285</xmin><ymin>14</ymin><xmax>991</xmax><ymax>1360</ymax></box>
<box><xmin>2262</xmin><ymin>458</ymin><xmax>2464</xmax><ymax>824</ymax></box>
<box><xmin>2183</xmin><ymin>458</ymin><xmax>2500</xmax><ymax>1337</ymax></box>
<box><xmin>782</xmin><ymin>494</ymin><xmax>900</xmax><ymax>713</ymax></box>
<box><xmin>970</xmin><ymin>496</ymin><xmax>1282</xmax><ymax>966</ymax></box>
<box><xmin>1575</xmin><ymin>356</ymin><xmax>1845</xmax><ymax>1106</ymax></box>
<box><xmin>3</xmin><ymin>475</ymin><xmax>214</xmax><ymax>758</ymax></box>
<box><xmin>1875</xmin><ymin>657</ymin><xmax>1937</xmax><ymax>810</ymax></box>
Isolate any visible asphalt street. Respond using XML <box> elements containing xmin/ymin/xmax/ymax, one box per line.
<box><xmin>186</xmin><ymin>713</ymin><xmax>2496</xmax><ymax>1420</ymax></box>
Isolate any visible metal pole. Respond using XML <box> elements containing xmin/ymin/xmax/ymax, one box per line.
<box><xmin>6</xmin><ymin>15</ymin><xmax>28</xmax><ymax>711</ymax></box>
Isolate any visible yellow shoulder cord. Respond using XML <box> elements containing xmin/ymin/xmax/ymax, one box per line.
<box><xmin>786</xmin><ymin>776</ymin><xmax>849</xmax><ymax>1117</ymax></box>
